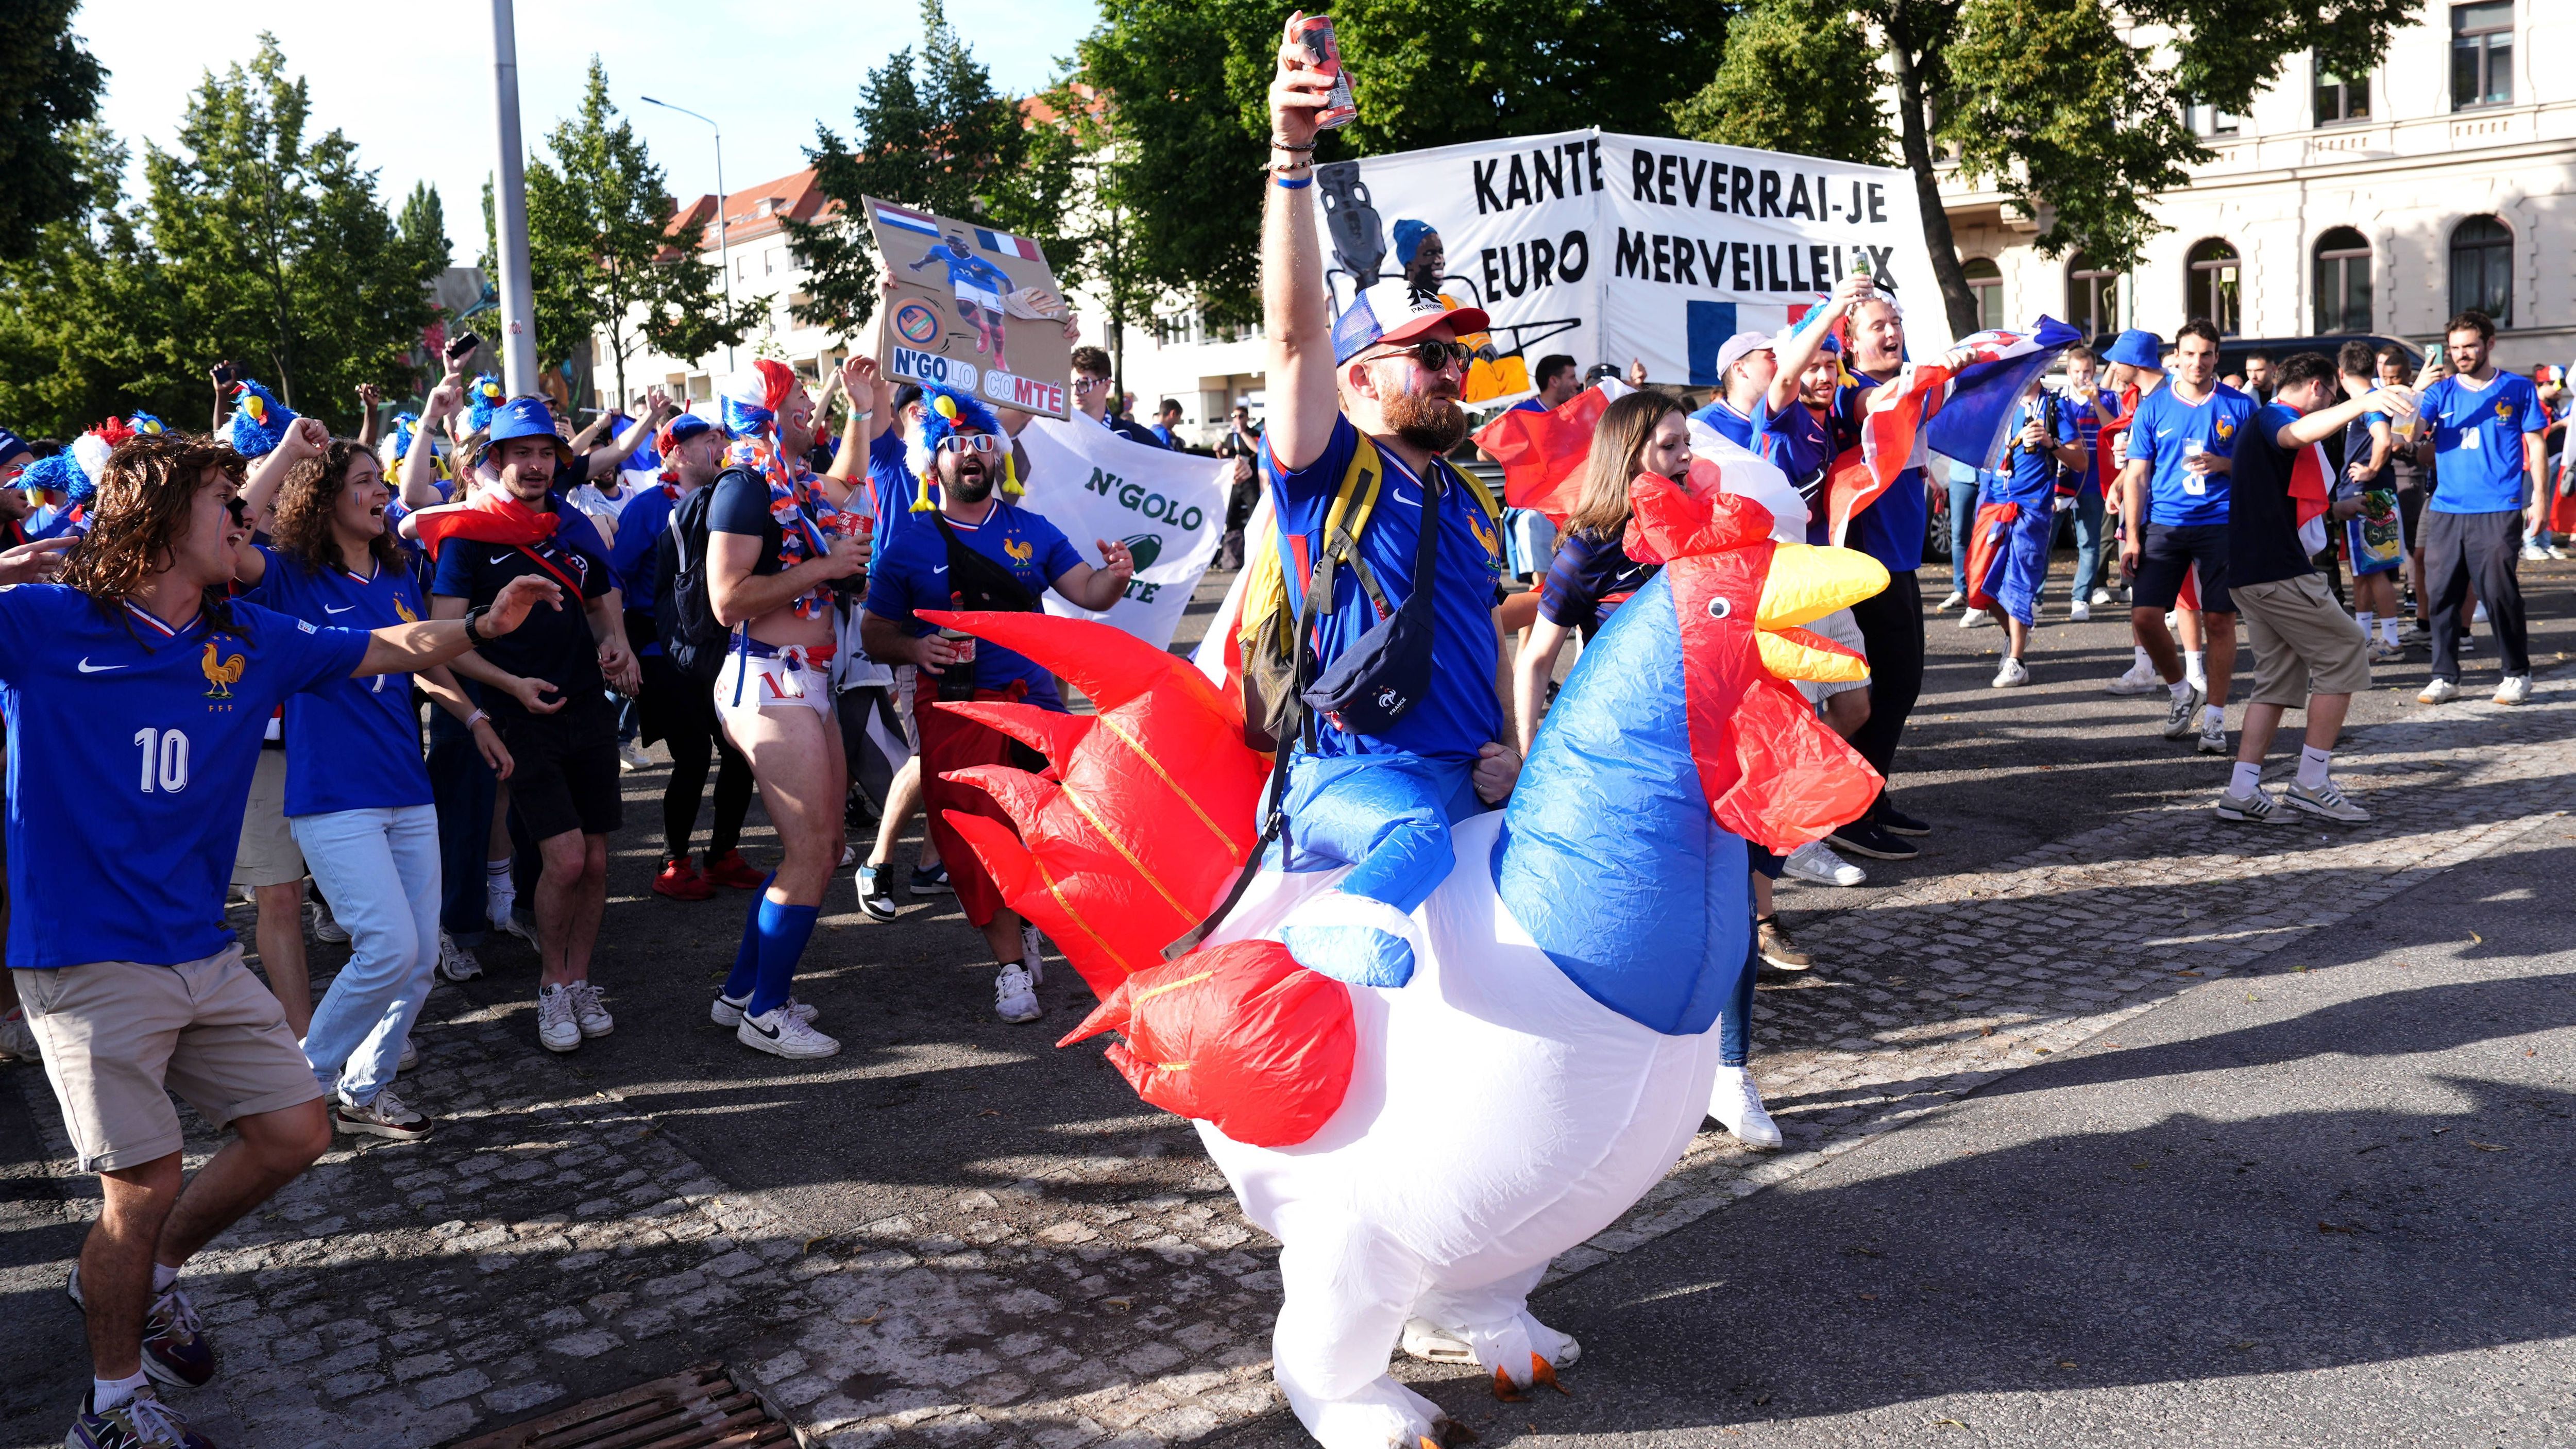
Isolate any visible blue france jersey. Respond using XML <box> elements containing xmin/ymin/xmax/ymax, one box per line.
<box><xmin>2420</xmin><ymin>372</ymin><xmax>2547</xmax><ymax>514</ymax></box>
<box><xmin>1261</xmin><ymin>416</ymin><xmax>1506</xmax><ymax>764</ymax></box>
<box><xmin>242</xmin><ymin>549</ymin><xmax>434</xmax><ymax>817</ymax></box>
<box><xmin>2127</xmin><ymin>384</ymin><xmax>2255</xmax><ymax>527</ymax></box>
<box><xmin>0</xmin><ymin>587</ymin><xmax>369</xmax><ymax>968</ymax></box>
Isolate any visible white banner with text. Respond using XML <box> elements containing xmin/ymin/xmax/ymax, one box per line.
<box><xmin>1016</xmin><ymin>417</ymin><xmax>1230</xmax><ymax>650</ymax></box>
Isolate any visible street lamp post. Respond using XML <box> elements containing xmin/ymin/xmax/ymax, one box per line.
<box><xmin>639</xmin><ymin>96</ymin><xmax>731</xmax><ymax>376</ymax></box>
<box><xmin>488</xmin><ymin>0</ymin><xmax>539</xmax><ymax>397</ymax></box>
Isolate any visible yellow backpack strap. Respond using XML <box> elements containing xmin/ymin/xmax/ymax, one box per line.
<box><xmin>1453</xmin><ymin>464</ymin><xmax>1501</xmax><ymax>525</ymax></box>
<box><xmin>1235</xmin><ymin>433</ymin><xmax>1386</xmax><ymax>651</ymax></box>
<box><xmin>1319</xmin><ymin>433</ymin><xmax>1383</xmax><ymax>568</ymax></box>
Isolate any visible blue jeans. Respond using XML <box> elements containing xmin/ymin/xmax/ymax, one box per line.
<box><xmin>292</xmin><ymin>804</ymin><xmax>442</xmax><ymax>1106</ymax></box>
<box><xmin>2070</xmin><ymin>488</ymin><xmax>2107</xmax><ymax>600</ymax></box>
<box><xmin>1948</xmin><ymin>476</ymin><xmax>1980</xmax><ymax>594</ymax></box>
<box><xmin>1719</xmin><ymin>925</ymin><xmax>1755</xmax><ymax>1067</ymax></box>
<box><xmin>428</xmin><ymin>694</ymin><xmax>499</xmax><ymax>943</ymax></box>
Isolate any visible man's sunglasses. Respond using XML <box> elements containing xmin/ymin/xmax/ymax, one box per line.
<box><xmin>1366</xmin><ymin>339</ymin><xmax>1472</xmax><ymax>372</ymax></box>
<box><xmin>1072</xmin><ymin>375</ymin><xmax>1106</xmax><ymax>394</ymax></box>
<box><xmin>937</xmin><ymin>433</ymin><xmax>1002</xmax><ymax>456</ymax></box>
<box><xmin>225</xmin><ymin>498</ymin><xmax>249</xmax><ymax>528</ymax></box>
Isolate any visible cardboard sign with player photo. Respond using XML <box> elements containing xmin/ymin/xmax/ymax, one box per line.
<box><xmin>866</xmin><ymin>196</ymin><xmax>1075</xmax><ymax>420</ymax></box>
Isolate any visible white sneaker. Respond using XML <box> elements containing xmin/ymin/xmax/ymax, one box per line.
<box><xmin>1991</xmin><ymin>656</ymin><xmax>2031</xmax><ymax>688</ymax></box>
<box><xmin>397</xmin><ymin>1037</ymin><xmax>419</xmax><ymax>1073</ymax></box>
<box><xmin>1936</xmin><ymin>589</ymin><xmax>1964</xmax><ymax>611</ymax></box>
<box><xmin>309</xmin><ymin>901</ymin><xmax>350</xmax><ymax>943</ymax></box>
<box><xmin>2213</xmin><ymin>786</ymin><xmax>2290</xmax><ymax>824</ymax></box>
<box><xmin>709</xmin><ymin>990</ymin><xmax>819</xmax><ymax>1027</ymax></box>
<box><xmin>994</xmin><ymin>963</ymin><xmax>1041</xmax><ymax>1023</ymax></box>
<box><xmin>2161</xmin><ymin>683</ymin><xmax>2206</xmax><ymax>740</ymax></box>
<box><xmin>2196</xmin><ymin>712</ymin><xmax>2229</xmax><ymax>755</ymax></box>
<box><xmin>536</xmin><ymin>984</ymin><xmax>582</xmax><ymax>1052</ymax></box>
<box><xmin>2551</xmin><ymin>545</ymin><xmax>2572</xmax><ymax>561</ymax></box>
<box><xmin>2283</xmin><ymin>778</ymin><xmax>2371</xmax><ymax>823</ymax></box>
<box><xmin>1782</xmin><ymin>840</ymin><xmax>1866</xmax><ymax>888</ymax></box>
<box><xmin>2418</xmin><ymin>677</ymin><xmax>2460</xmax><ymax>705</ymax></box>
<box><xmin>2367</xmin><ymin>638</ymin><xmax>2404</xmax><ymax>663</ymax></box>
<box><xmin>2163</xmin><ymin>610</ymin><xmax>2178</xmax><ymax>631</ymax></box>
<box><xmin>1707</xmin><ymin>1064</ymin><xmax>1783</xmax><ymax>1149</ymax></box>
<box><xmin>2106</xmin><ymin>660</ymin><xmax>2164</xmax><ymax>695</ymax></box>
<box><xmin>2069</xmin><ymin>600</ymin><xmax>2091</xmax><ymax>622</ymax></box>
<box><xmin>2517</xmin><ymin>545</ymin><xmax>2547</xmax><ymax>563</ymax></box>
<box><xmin>435</xmin><ymin>931</ymin><xmax>482</xmax><ymax>982</ymax></box>
<box><xmin>1020</xmin><ymin>923</ymin><xmax>1046</xmax><ymax>987</ymax></box>
<box><xmin>0</xmin><ymin>1009</ymin><xmax>38</xmax><ymax>1061</ymax></box>
<box><xmin>1960</xmin><ymin>608</ymin><xmax>1997</xmax><ymax>629</ymax></box>
<box><xmin>2494</xmin><ymin>674</ymin><xmax>2531</xmax><ymax>706</ymax></box>
<box><xmin>333</xmin><ymin>1085</ymin><xmax>431</xmax><ymax>1141</ymax></box>
<box><xmin>489</xmin><ymin>890</ymin><xmax>533</xmax><ymax>945</ymax></box>
<box><xmin>618</xmin><ymin>741</ymin><xmax>655</xmax><ymax>772</ymax></box>
<box><xmin>738</xmin><ymin>1003</ymin><xmax>842</xmax><ymax>1058</ymax></box>
<box><xmin>567</xmin><ymin>980</ymin><xmax>614</xmax><ymax>1038</ymax></box>
<box><xmin>2472</xmin><ymin>601</ymin><xmax>2490</xmax><ymax>624</ymax></box>
<box><xmin>2089</xmin><ymin>587</ymin><xmax>2114</xmax><ymax>606</ymax></box>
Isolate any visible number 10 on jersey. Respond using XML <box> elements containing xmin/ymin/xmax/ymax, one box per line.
<box><xmin>134</xmin><ymin>727</ymin><xmax>191</xmax><ymax>793</ymax></box>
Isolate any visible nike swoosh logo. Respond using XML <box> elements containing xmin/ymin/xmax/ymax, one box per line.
<box><xmin>324</xmin><ymin>604</ymin><xmax>355</xmax><ymax>614</ymax></box>
<box><xmin>930</xmin><ymin>566</ymin><xmax>947</xmax><ymax>575</ymax></box>
<box><xmin>749</xmin><ymin>1020</ymin><xmax>779</xmax><ymax>1039</ymax></box>
<box><xmin>1393</xmin><ymin>490</ymin><xmax>1421</xmax><ymax>507</ymax></box>
<box><xmin>76</xmin><ymin>658</ymin><xmax>126</xmax><ymax>673</ymax></box>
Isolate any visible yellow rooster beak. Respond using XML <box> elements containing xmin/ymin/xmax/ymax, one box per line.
<box><xmin>1755</xmin><ymin>543</ymin><xmax>1888</xmax><ymax>683</ymax></box>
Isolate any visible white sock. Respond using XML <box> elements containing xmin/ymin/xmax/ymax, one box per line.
<box><xmin>2202</xmin><ymin>704</ymin><xmax>2224</xmax><ymax>730</ymax></box>
<box><xmin>2133</xmin><ymin>644</ymin><xmax>2151</xmax><ymax>669</ymax></box>
<box><xmin>2185</xmin><ymin>649</ymin><xmax>2207</xmax><ymax>679</ymax></box>
<box><xmin>2381</xmin><ymin>617</ymin><xmax>2402</xmax><ymax>645</ymax></box>
<box><xmin>2297</xmin><ymin>745</ymin><xmax>2332</xmax><ymax>790</ymax></box>
<box><xmin>2356</xmin><ymin>611</ymin><xmax>2375</xmax><ymax>640</ymax></box>
<box><xmin>485</xmin><ymin>858</ymin><xmax>512</xmax><ymax>880</ymax></box>
<box><xmin>2229</xmin><ymin>761</ymin><xmax>2263</xmax><ymax>796</ymax></box>
<box><xmin>152</xmin><ymin>1262</ymin><xmax>179</xmax><ymax>1292</ymax></box>
<box><xmin>93</xmin><ymin>1370</ymin><xmax>147</xmax><ymax>1412</ymax></box>
<box><xmin>2169</xmin><ymin>679</ymin><xmax>2195</xmax><ymax>704</ymax></box>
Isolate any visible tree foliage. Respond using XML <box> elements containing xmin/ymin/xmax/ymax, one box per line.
<box><xmin>0</xmin><ymin>0</ymin><xmax>108</xmax><ymax>261</ymax></box>
<box><xmin>1683</xmin><ymin>0</ymin><xmax>2416</xmax><ymax>334</ymax></box>
<box><xmin>1077</xmin><ymin>0</ymin><xmax>1732</xmax><ymax>328</ymax></box>
<box><xmin>526</xmin><ymin>58</ymin><xmax>757</xmax><ymax>401</ymax></box>
<box><xmin>0</xmin><ymin>36</ymin><xmax>439</xmax><ymax>436</ymax></box>
<box><xmin>785</xmin><ymin>0</ymin><xmax>1076</xmax><ymax>337</ymax></box>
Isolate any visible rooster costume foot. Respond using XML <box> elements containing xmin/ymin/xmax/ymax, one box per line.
<box><xmin>1280</xmin><ymin>890</ymin><xmax>1422</xmax><ymax>987</ymax></box>
<box><xmin>1290</xmin><ymin>1376</ymin><xmax>1446</xmax><ymax>1449</ymax></box>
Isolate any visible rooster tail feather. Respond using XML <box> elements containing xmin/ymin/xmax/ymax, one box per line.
<box><xmin>919</xmin><ymin>609</ymin><xmax>1232</xmax><ymax>719</ymax></box>
<box><xmin>935</xmin><ymin>701</ymin><xmax>1095</xmax><ymax>776</ymax></box>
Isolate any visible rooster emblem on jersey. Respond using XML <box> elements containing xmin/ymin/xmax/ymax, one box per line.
<box><xmin>1003</xmin><ymin>536</ymin><xmax>1035</xmax><ymax>567</ymax></box>
<box><xmin>394</xmin><ymin>598</ymin><xmax>418</xmax><ymax>624</ymax></box>
<box><xmin>200</xmin><ymin>642</ymin><xmax>246</xmax><ymax>699</ymax></box>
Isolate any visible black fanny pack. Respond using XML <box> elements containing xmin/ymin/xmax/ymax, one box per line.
<box><xmin>1300</xmin><ymin>467</ymin><xmax>1445</xmax><ymax>739</ymax></box>
<box><xmin>930</xmin><ymin>509</ymin><xmax>1040</xmax><ymax>702</ymax></box>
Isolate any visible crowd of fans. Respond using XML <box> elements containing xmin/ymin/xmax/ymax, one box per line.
<box><xmin>0</xmin><ymin>41</ymin><xmax>2564</xmax><ymax>1444</ymax></box>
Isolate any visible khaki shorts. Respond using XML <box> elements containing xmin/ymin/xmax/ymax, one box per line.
<box><xmin>1795</xmin><ymin>607</ymin><xmax>1872</xmax><ymax>705</ymax></box>
<box><xmin>231</xmin><ymin>749</ymin><xmax>305</xmax><ymax>889</ymax></box>
<box><xmin>15</xmin><ymin>948</ymin><xmax>323</xmax><ymax>1172</ymax></box>
<box><xmin>2234</xmin><ymin>574</ymin><xmax>2372</xmax><ymax>707</ymax></box>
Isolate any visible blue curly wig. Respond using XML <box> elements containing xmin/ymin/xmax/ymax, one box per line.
<box><xmin>907</xmin><ymin>382</ymin><xmax>1016</xmax><ymax>512</ymax></box>
<box><xmin>467</xmin><ymin>374</ymin><xmax>505</xmax><ymax>435</ymax></box>
<box><xmin>227</xmin><ymin>381</ymin><xmax>298</xmax><ymax>458</ymax></box>
<box><xmin>20</xmin><ymin>453</ymin><xmax>79</xmax><ymax>502</ymax></box>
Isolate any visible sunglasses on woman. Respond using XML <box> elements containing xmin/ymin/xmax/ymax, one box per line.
<box><xmin>936</xmin><ymin>432</ymin><xmax>1002</xmax><ymax>456</ymax></box>
<box><xmin>1367</xmin><ymin>339</ymin><xmax>1472</xmax><ymax>372</ymax></box>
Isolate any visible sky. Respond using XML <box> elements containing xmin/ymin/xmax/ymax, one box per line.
<box><xmin>79</xmin><ymin>0</ymin><xmax>1099</xmax><ymax>258</ymax></box>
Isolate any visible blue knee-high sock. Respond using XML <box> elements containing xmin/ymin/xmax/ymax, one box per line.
<box><xmin>748</xmin><ymin>898</ymin><xmax>819</xmax><ymax>1018</ymax></box>
<box><xmin>721</xmin><ymin>873</ymin><xmax>777</xmax><ymax>1001</ymax></box>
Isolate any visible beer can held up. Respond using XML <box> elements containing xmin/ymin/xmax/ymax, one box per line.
<box><xmin>1285</xmin><ymin>11</ymin><xmax>1358</xmax><ymax>130</ymax></box>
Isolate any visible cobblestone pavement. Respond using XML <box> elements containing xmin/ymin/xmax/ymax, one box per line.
<box><xmin>4</xmin><ymin>659</ymin><xmax>2571</xmax><ymax>1448</ymax></box>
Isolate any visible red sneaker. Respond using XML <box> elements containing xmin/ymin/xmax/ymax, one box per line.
<box><xmin>652</xmin><ymin>855</ymin><xmax>715</xmax><ymax>901</ymax></box>
<box><xmin>703</xmin><ymin>849</ymin><xmax>768</xmax><ymax>890</ymax></box>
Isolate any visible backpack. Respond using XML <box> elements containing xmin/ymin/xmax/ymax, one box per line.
<box><xmin>656</xmin><ymin>480</ymin><xmax>736</xmax><ymax>685</ymax></box>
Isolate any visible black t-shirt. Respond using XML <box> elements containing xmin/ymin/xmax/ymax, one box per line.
<box><xmin>708</xmin><ymin>469</ymin><xmax>790</xmax><ymax>572</ymax></box>
<box><xmin>2337</xmin><ymin>413</ymin><xmax>2386</xmax><ymax>499</ymax></box>
<box><xmin>2226</xmin><ymin>402</ymin><xmax>2315</xmax><ymax>589</ymax></box>
<box><xmin>430</xmin><ymin>521</ymin><xmax>616</xmax><ymax>719</ymax></box>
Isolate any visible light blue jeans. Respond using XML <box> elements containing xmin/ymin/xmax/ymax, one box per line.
<box><xmin>292</xmin><ymin>803</ymin><xmax>442</xmax><ymax>1106</ymax></box>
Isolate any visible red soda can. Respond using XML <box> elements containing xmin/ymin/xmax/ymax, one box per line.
<box><xmin>1285</xmin><ymin>11</ymin><xmax>1358</xmax><ymax>130</ymax></box>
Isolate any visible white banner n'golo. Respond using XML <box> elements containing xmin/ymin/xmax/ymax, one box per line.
<box><xmin>1016</xmin><ymin>416</ymin><xmax>1231</xmax><ymax>650</ymax></box>
<box><xmin>1311</xmin><ymin>130</ymin><xmax>1947</xmax><ymax>398</ymax></box>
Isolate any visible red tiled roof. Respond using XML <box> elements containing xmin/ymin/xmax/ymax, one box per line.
<box><xmin>659</xmin><ymin>167</ymin><xmax>839</xmax><ymax>257</ymax></box>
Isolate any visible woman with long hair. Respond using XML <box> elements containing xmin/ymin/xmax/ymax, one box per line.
<box><xmin>1507</xmin><ymin>389</ymin><xmax>1788</xmax><ymax>1150</ymax></box>
<box><xmin>235</xmin><ymin>426</ymin><xmax>513</xmax><ymax>1139</ymax></box>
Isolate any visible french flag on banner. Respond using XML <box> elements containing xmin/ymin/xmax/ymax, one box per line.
<box><xmin>974</xmin><ymin>227</ymin><xmax>1043</xmax><ymax>261</ymax></box>
<box><xmin>1824</xmin><ymin>315</ymin><xmax>2082</xmax><ymax>550</ymax></box>
<box><xmin>874</xmin><ymin>204</ymin><xmax>941</xmax><ymax>237</ymax></box>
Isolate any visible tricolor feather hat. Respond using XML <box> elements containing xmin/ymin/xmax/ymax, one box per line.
<box><xmin>908</xmin><ymin>381</ymin><xmax>1017</xmax><ymax>510</ymax></box>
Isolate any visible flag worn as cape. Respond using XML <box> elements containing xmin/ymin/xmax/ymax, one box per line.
<box><xmin>1823</xmin><ymin>316</ymin><xmax>2081</xmax><ymax>549</ymax></box>
<box><xmin>408</xmin><ymin>490</ymin><xmax>561</xmax><ymax>561</ymax></box>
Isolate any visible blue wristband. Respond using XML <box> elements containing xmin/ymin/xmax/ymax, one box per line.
<box><xmin>1274</xmin><ymin>173</ymin><xmax>1312</xmax><ymax>190</ymax></box>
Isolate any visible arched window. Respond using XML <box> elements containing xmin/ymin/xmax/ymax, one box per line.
<box><xmin>2185</xmin><ymin>238</ymin><xmax>2242</xmax><ymax>336</ymax></box>
<box><xmin>2066</xmin><ymin>252</ymin><xmax>2121</xmax><ymax>339</ymax></box>
<box><xmin>2448</xmin><ymin>216</ymin><xmax>2513</xmax><ymax>326</ymax></box>
<box><xmin>2312</xmin><ymin>227</ymin><xmax>2372</xmax><ymax>333</ymax></box>
<box><xmin>1961</xmin><ymin>257</ymin><xmax>2003</xmax><ymax>331</ymax></box>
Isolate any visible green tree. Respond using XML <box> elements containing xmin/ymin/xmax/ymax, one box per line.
<box><xmin>139</xmin><ymin>33</ymin><xmax>440</xmax><ymax>426</ymax></box>
<box><xmin>0</xmin><ymin>0</ymin><xmax>109</xmax><ymax>260</ymax></box>
<box><xmin>525</xmin><ymin>58</ymin><xmax>757</xmax><ymax>401</ymax></box>
<box><xmin>784</xmin><ymin>0</ymin><xmax>1075</xmax><ymax>335</ymax></box>
<box><xmin>0</xmin><ymin>124</ymin><xmax>170</xmax><ymax>436</ymax></box>
<box><xmin>1674</xmin><ymin>0</ymin><xmax>2416</xmax><ymax>336</ymax></box>
<box><xmin>1075</xmin><ymin>0</ymin><xmax>1730</xmax><ymax>328</ymax></box>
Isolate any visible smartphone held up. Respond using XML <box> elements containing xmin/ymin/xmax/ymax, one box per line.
<box><xmin>1284</xmin><ymin>11</ymin><xmax>1358</xmax><ymax>130</ymax></box>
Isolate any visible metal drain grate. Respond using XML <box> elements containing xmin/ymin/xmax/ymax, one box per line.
<box><xmin>447</xmin><ymin>1361</ymin><xmax>797</xmax><ymax>1449</ymax></box>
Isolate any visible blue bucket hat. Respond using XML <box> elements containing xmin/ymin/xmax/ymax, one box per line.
<box><xmin>476</xmin><ymin>396</ymin><xmax>575</xmax><ymax>471</ymax></box>
<box><xmin>2103</xmin><ymin>329</ymin><xmax>2163</xmax><ymax>369</ymax></box>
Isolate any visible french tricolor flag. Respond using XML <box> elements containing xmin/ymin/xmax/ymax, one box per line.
<box><xmin>1824</xmin><ymin>316</ymin><xmax>2081</xmax><ymax>550</ymax></box>
<box><xmin>874</xmin><ymin>204</ymin><xmax>941</xmax><ymax>238</ymax></box>
<box><xmin>974</xmin><ymin>227</ymin><xmax>1042</xmax><ymax>262</ymax></box>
